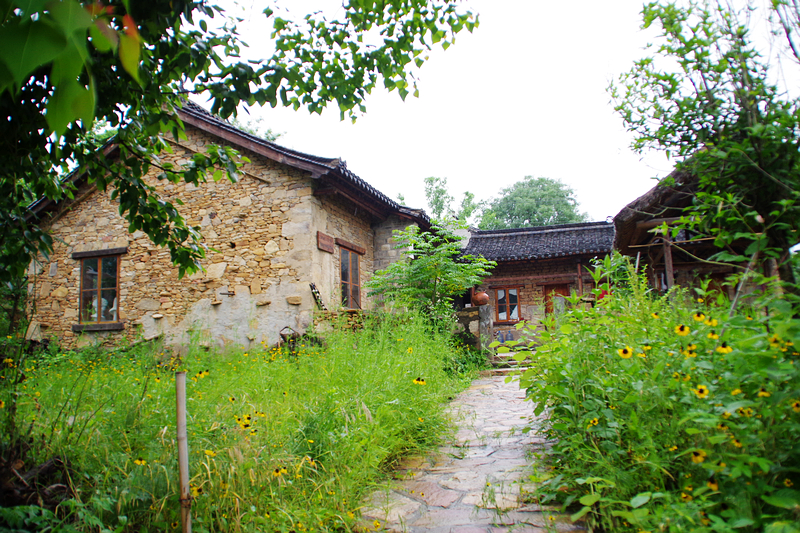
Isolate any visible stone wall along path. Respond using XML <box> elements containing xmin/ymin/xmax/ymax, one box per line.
<box><xmin>361</xmin><ymin>376</ymin><xmax>583</xmax><ymax>533</ymax></box>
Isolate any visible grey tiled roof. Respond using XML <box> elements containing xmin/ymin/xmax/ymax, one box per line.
<box><xmin>464</xmin><ymin>222</ymin><xmax>615</xmax><ymax>261</ymax></box>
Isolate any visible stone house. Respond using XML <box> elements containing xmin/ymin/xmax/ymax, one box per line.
<box><xmin>461</xmin><ymin>221</ymin><xmax>615</xmax><ymax>341</ymax></box>
<box><xmin>27</xmin><ymin>102</ymin><xmax>427</xmax><ymax>349</ymax></box>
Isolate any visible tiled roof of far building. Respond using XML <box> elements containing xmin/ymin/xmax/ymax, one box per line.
<box><xmin>463</xmin><ymin>221</ymin><xmax>615</xmax><ymax>261</ymax></box>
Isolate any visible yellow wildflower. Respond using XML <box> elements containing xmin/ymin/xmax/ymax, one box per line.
<box><xmin>675</xmin><ymin>324</ymin><xmax>690</xmax><ymax>336</ymax></box>
<box><xmin>691</xmin><ymin>449</ymin><xmax>707</xmax><ymax>464</ymax></box>
<box><xmin>617</xmin><ymin>346</ymin><xmax>633</xmax><ymax>359</ymax></box>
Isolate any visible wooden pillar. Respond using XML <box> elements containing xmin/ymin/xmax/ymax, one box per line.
<box><xmin>663</xmin><ymin>236</ymin><xmax>675</xmax><ymax>290</ymax></box>
<box><xmin>576</xmin><ymin>261</ymin><xmax>583</xmax><ymax>297</ymax></box>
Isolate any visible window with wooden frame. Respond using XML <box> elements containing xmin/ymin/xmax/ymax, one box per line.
<box><xmin>72</xmin><ymin>248</ymin><xmax>126</xmax><ymax>331</ymax></box>
<box><xmin>494</xmin><ymin>287</ymin><xmax>520</xmax><ymax>323</ymax></box>
<box><xmin>340</xmin><ymin>247</ymin><xmax>361</xmax><ymax>309</ymax></box>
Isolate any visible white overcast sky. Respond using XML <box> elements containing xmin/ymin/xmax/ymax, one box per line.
<box><xmin>204</xmin><ymin>0</ymin><xmax>678</xmax><ymax>222</ymax></box>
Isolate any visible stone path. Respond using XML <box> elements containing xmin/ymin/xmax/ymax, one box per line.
<box><xmin>361</xmin><ymin>376</ymin><xmax>581</xmax><ymax>533</ymax></box>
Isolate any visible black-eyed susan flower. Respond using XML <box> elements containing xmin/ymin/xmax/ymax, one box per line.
<box><xmin>691</xmin><ymin>449</ymin><xmax>707</xmax><ymax>463</ymax></box>
<box><xmin>374</xmin><ymin>519</ymin><xmax>382</xmax><ymax>530</ymax></box>
<box><xmin>617</xmin><ymin>346</ymin><xmax>633</xmax><ymax>359</ymax></box>
<box><xmin>675</xmin><ymin>324</ymin><xmax>690</xmax><ymax>336</ymax></box>
<box><xmin>757</xmin><ymin>387</ymin><xmax>771</xmax><ymax>398</ymax></box>
<box><xmin>717</xmin><ymin>423</ymin><xmax>729</xmax><ymax>431</ymax></box>
<box><xmin>717</xmin><ymin>342</ymin><xmax>733</xmax><ymax>354</ymax></box>
<box><xmin>707</xmin><ymin>478</ymin><xmax>718</xmax><ymax>491</ymax></box>
<box><xmin>672</xmin><ymin>371</ymin><xmax>681</xmax><ymax>380</ymax></box>
<box><xmin>693</xmin><ymin>312</ymin><xmax>706</xmax><ymax>322</ymax></box>
<box><xmin>134</xmin><ymin>458</ymin><xmax>147</xmax><ymax>466</ymax></box>
<box><xmin>204</xmin><ymin>450</ymin><xmax>217</xmax><ymax>457</ymax></box>
<box><xmin>0</xmin><ymin>399</ymin><xmax>4</xmax><ymax>409</ymax></box>
<box><xmin>407</xmin><ymin>347</ymin><xmax>413</xmax><ymax>354</ymax></box>
<box><xmin>769</xmin><ymin>335</ymin><xmax>782</xmax><ymax>348</ymax></box>
<box><xmin>636</xmin><ymin>352</ymin><xmax>646</xmax><ymax>358</ymax></box>
<box><xmin>791</xmin><ymin>400</ymin><xmax>800</xmax><ymax>413</ymax></box>
<box><xmin>731</xmin><ymin>388</ymin><xmax>742</xmax><ymax>396</ymax></box>
<box><xmin>708</xmin><ymin>331</ymin><xmax>719</xmax><ymax>340</ymax></box>
<box><xmin>413</xmin><ymin>377</ymin><xmax>426</xmax><ymax>385</ymax></box>
<box><xmin>737</xmin><ymin>407</ymin><xmax>754</xmax><ymax>417</ymax></box>
<box><xmin>651</xmin><ymin>312</ymin><xmax>660</xmax><ymax>319</ymax></box>
<box><xmin>668</xmin><ymin>445</ymin><xmax>678</xmax><ymax>451</ymax></box>
<box><xmin>272</xmin><ymin>467</ymin><xmax>283</xmax><ymax>477</ymax></box>
<box><xmin>705</xmin><ymin>318</ymin><xmax>718</xmax><ymax>327</ymax></box>
<box><xmin>731</xmin><ymin>437</ymin><xmax>743</xmax><ymax>448</ymax></box>
<box><xmin>681</xmin><ymin>492</ymin><xmax>693</xmax><ymax>502</ymax></box>
<box><xmin>588</xmin><ymin>417</ymin><xmax>599</xmax><ymax>427</ymax></box>
<box><xmin>190</xmin><ymin>485</ymin><xmax>202</xmax><ymax>497</ymax></box>
<box><xmin>229</xmin><ymin>396</ymin><xmax>235</xmax><ymax>403</ymax></box>
<box><xmin>697</xmin><ymin>298</ymin><xmax>704</xmax><ymax>303</ymax></box>
<box><xmin>785</xmin><ymin>478</ymin><xmax>794</xmax><ymax>487</ymax></box>
<box><xmin>694</xmin><ymin>385</ymin><xmax>710</xmax><ymax>399</ymax></box>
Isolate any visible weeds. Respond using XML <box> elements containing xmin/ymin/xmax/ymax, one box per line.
<box><xmin>0</xmin><ymin>312</ymin><xmax>480</xmax><ymax>531</ymax></box>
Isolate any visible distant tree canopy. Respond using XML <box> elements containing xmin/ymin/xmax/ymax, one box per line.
<box><xmin>478</xmin><ymin>176</ymin><xmax>588</xmax><ymax>230</ymax></box>
<box><xmin>424</xmin><ymin>176</ymin><xmax>480</xmax><ymax>224</ymax></box>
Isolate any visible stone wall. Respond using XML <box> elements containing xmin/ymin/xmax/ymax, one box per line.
<box><xmin>373</xmin><ymin>215</ymin><xmax>417</xmax><ymax>273</ymax></box>
<box><xmin>28</xmin><ymin>125</ymin><xmax>385</xmax><ymax>349</ymax></box>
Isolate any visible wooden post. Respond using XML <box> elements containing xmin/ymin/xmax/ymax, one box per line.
<box><xmin>176</xmin><ymin>371</ymin><xmax>192</xmax><ymax>533</ymax></box>
<box><xmin>575</xmin><ymin>261</ymin><xmax>583</xmax><ymax>297</ymax></box>
<box><xmin>663</xmin><ymin>236</ymin><xmax>675</xmax><ymax>290</ymax></box>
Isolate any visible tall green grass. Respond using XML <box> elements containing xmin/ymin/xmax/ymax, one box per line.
<box><xmin>0</xmin><ymin>313</ymin><xmax>481</xmax><ymax>532</ymax></box>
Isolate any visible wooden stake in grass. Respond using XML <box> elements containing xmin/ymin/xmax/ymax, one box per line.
<box><xmin>176</xmin><ymin>371</ymin><xmax>192</xmax><ymax>533</ymax></box>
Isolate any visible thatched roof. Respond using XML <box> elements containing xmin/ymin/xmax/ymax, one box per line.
<box><xmin>613</xmin><ymin>170</ymin><xmax>697</xmax><ymax>254</ymax></box>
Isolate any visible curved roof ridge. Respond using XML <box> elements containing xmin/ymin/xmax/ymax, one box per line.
<box><xmin>472</xmin><ymin>220</ymin><xmax>612</xmax><ymax>236</ymax></box>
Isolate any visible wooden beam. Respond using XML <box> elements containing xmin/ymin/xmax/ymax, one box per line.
<box><xmin>576</xmin><ymin>261</ymin><xmax>583</xmax><ymax>296</ymax></box>
<box><xmin>663</xmin><ymin>234</ymin><xmax>675</xmax><ymax>290</ymax></box>
<box><xmin>316</xmin><ymin>178</ymin><xmax>389</xmax><ymax>220</ymax></box>
<box><xmin>635</xmin><ymin>216</ymin><xmax>684</xmax><ymax>231</ymax></box>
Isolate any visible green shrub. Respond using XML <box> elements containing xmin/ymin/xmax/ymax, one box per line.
<box><xmin>517</xmin><ymin>265</ymin><xmax>800</xmax><ymax>532</ymax></box>
<box><xmin>0</xmin><ymin>312</ymin><xmax>472</xmax><ymax>532</ymax></box>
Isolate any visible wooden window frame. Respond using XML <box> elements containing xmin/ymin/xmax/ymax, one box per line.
<box><xmin>72</xmin><ymin>248</ymin><xmax>126</xmax><ymax>332</ymax></box>
<box><xmin>493</xmin><ymin>286</ymin><xmax>521</xmax><ymax>324</ymax></box>
<box><xmin>340</xmin><ymin>245</ymin><xmax>362</xmax><ymax>310</ymax></box>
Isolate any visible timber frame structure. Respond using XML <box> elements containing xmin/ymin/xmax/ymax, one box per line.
<box><xmin>614</xmin><ymin>170</ymin><xmax>738</xmax><ymax>293</ymax></box>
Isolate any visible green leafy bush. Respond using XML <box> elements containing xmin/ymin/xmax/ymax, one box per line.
<box><xmin>0</xmin><ymin>312</ymin><xmax>471</xmax><ymax>532</ymax></box>
<box><xmin>518</xmin><ymin>264</ymin><xmax>800</xmax><ymax>532</ymax></box>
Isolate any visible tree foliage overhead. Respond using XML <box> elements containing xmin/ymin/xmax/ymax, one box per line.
<box><xmin>478</xmin><ymin>176</ymin><xmax>588</xmax><ymax>230</ymax></box>
<box><xmin>366</xmin><ymin>222</ymin><xmax>495</xmax><ymax>321</ymax></box>
<box><xmin>611</xmin><ymin>0</ymin><xmax>800</xmax><ymax>297</ymax></box>
<box><xmin>0</xmin><ymin>0</ymin><xmax>477</xmax><ymax>281</ymax></box>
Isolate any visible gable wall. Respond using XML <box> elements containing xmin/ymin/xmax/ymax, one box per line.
<box><xmin>28</xmin><ymin>125</ymin><xmax>362</xmax><ymax>349</ymax></box>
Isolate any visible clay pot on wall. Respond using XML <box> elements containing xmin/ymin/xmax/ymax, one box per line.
<box><xmin>471</xmin><ymin>290</ymin><xmax>489</xmax><ymax>306</ymax></box>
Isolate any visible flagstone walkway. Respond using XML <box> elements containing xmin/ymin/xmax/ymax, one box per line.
<box><xmin>361</xmin><ymin>376</ymin><xmax>582</xmax><ymax>533</ymax></box>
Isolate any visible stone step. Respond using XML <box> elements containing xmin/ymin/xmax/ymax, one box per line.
<box><xmin>484</xmin><ymin>366</ymin><xmax>530</xmax><ymax>377</ymax></box>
